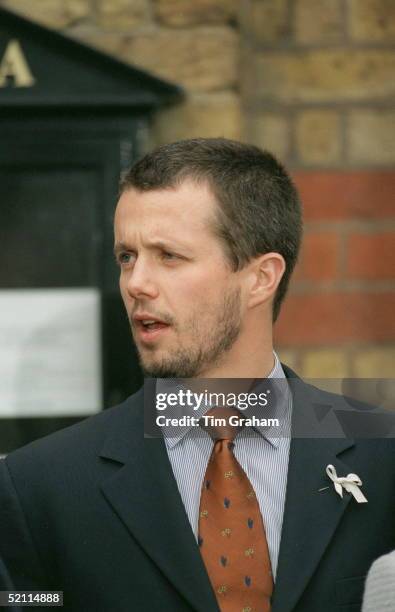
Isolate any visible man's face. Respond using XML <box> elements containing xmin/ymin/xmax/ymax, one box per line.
<box><xmin>114</xmin><ymin>179</ymin><xmax>245</xmax><ymax>378</ymax></box>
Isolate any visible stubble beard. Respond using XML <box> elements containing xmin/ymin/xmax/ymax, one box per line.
<box><xmin>135</xmin><ymin>287</ymin><xmax>242</xmax><ymax>378</ymax></box>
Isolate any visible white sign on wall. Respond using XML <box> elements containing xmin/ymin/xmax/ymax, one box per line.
<box><xmin>0</xmin><ymin>288</ymin><xmax>101</xmax><ymax>417</ymax></box>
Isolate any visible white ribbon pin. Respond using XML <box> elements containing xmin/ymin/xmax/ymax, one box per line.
<box><xmin>326</xmin><ymin>464</ymin><xmax>368</xmax><ymax>503</ymax></box>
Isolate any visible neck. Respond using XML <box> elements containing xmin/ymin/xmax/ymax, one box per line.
<box><xmin>199</xmin><ymin>348</ymin><xmax>275</xmax><ymax>379</ymax></box>
<box><xmin>198</xmin><ymin>315</ymin><xmax>275</xmax><ymax>379</ymax></box>
<box><xmin>187</xmin><ymin>344</ymin><xmax>274</xmax><ymax>399</ymax></box>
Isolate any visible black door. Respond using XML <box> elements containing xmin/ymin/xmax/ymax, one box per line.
<box><xmin>0</xmin><ymin>118</ymin><xmax>143</xmax><ymax>453</ymax></box>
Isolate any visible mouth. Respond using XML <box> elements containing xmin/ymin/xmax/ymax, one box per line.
<box><xmin>133</xmin><ymin>315</ymin><xmax>171</xmax><ymax>344</ymax></box>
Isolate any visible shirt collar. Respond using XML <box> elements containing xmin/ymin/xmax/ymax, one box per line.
<box><xmin>157</xmin><ymin>351</ymin><xmax>292</xmax><ymax>449</ymax></box>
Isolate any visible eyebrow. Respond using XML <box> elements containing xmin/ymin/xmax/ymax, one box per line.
<box><xmin>113</xmin><ymin>242</ymin><xmax>129</xmax><ymax>257</ymax></box>
<box><xmin>113</xmin><ymin>239</ymin><xmax>191</xmax><ymax>257</ymax></box>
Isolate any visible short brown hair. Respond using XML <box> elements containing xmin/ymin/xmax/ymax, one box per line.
<box><xmin>120</xmin><ymin>138</ymin><xmax>303</xmax><ymax>322</ymax></box>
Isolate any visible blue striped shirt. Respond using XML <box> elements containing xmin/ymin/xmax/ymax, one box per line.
<box><xmin>159</xmin><ymin>352</ymin><xmax>292</xmax><ymax>579</ymax></box>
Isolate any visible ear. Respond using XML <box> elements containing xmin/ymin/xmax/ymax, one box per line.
<box><xmin>246</xmin><ymin>252</ymin><xmax>286</xmax><ymax>309</ymax></box>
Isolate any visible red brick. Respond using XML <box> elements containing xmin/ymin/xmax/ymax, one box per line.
<box><xmin>275</xmin><ymin>292</ymin><xmax>395</xmax><ymax>346</ymax></box>
<box><xmin>293</xmin><ymin>171</ymin><xmax>395</xmax><ymax>221</ymax></box>
<box><xmin>294</xmin><ymin>232</ymin><xmax>339</xmax><ymax>281</ymax></box>
<box><xmin>346</xmin><ymin>232</ymin><xmax>395</xmax><ymax>279</ymax></box>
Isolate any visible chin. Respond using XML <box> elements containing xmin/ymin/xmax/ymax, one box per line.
<box><xmin>140</xmin><ymin>358</ymin><xmax>170</xmax><ymax>378</ymax></box>
<box><xmin>141</xmin><ymin>359</ymin><xmax>189</xmax><ymax>379</ymax></box>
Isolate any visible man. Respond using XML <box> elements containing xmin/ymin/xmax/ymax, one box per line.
<box><xmin>0</xmin><ymin>139</ymin><xmax>393</xmax><ymax>612</ymax></box>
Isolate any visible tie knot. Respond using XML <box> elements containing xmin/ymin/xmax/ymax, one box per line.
<box><xmin>200</xmin><ymin>407</ymin><xmax>242</xmax><ymax>442</ymax></box>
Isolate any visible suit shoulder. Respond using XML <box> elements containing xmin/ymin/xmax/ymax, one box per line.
<box><xmin>4</xmin><ymin>388</ymin><xmax>143</xmax><ymax>471</ymax></box>
<box><xmin>283</xmin><ymin>363</ymin><xmax>380</xmax><ymax>412</ymax></box>
<box><xmin>295</xmin><ymin>376</ymin><xmax>380</xmax><ymax>413</ymax></box>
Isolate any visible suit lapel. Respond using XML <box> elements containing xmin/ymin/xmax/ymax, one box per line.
<box><xmin>272</xmin><ymin>368</ymin><xmax>355</xmax><ymax>612</ymax></box>
<box><xmin>99</xmin><ymin>390</ymin><xmax>218</xmax><ymax>612</ymax></box>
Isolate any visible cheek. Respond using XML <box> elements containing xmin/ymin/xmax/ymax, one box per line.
<box><xmin>182</xmin><ymin>263</ymin><xmax>230</xmax><ymax>297</ymax></box>
<box><xmin>175</xmin><ymin>281</ymin><xmax>227</xmax><ymax>324</ymax></box>
<box><xmin>176</xmin><ymin>277</ymin><xmax>220</xmax><ymax>309</ymax></box>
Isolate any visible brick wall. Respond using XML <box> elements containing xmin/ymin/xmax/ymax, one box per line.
<box><xmin>275</xmin><ymin>169</ymin><xmax>395</xmax><ymax>377</ymax></box>
<box><xmin>1</xmin><ymin>0</ymin><xmax>394</xmax><ymax>377</ymax></box>
<box><xmin>242</xmin><ymin>0</ymin><xmax>395</xmax><ymax>378</ymax></box>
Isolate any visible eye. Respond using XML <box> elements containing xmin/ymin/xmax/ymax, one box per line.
<box><xmin>116</xmin><ymin>251</ymin><xmax>136</xmax><ymax>266</ymax></box>
<box><xmin>161</xmin><ymin>251</ymin><xmax>179</xmax><ymax>261</ymax></box>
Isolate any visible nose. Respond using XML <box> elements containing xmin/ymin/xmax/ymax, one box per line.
<box><xmin>124</xmin><ymin>258</ymin><xmax>159</xmax><ymax>301</ymax></box>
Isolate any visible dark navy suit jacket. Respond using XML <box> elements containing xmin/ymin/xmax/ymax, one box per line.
<box><xmin>0</xmin><ymin>556</ymin><xmax>13</xmax><ymax>590</ymax></box>
<box><xmin>0</xmin><ymin>555</ymin><xmax>22</xmax><ymax>612</ymax></box>
<box><xmin>0</xmin><ymin>366</ymin><xmax>394</xmax><ymax>611</ymax></box>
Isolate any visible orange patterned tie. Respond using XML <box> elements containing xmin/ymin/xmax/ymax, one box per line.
<box><xmin>198</xmin><ymin>409</ymin><xmax>273</xmax><ymax>612</ymax></box>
